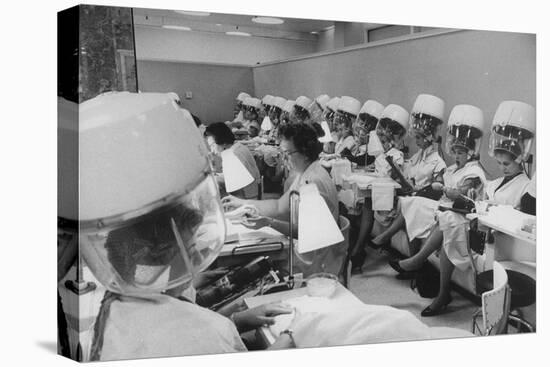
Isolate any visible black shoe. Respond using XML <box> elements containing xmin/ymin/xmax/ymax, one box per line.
<box><xmin>421</xmin><ymin>296</ymin><xmax>453</xmax><ymax>317</ymax></box>
<box><xmin>396</xmin><ymin>271</ymin><xmax>416</xmax><ymax>280</ymax></box>
<box><xmin>389</xmin><ymin>259</ymin><xmax>418</xmax><ymax>279</ymax></box>
<box><xmin>351</xmin><ymin>250</ymin><xmax>367</xmax><ymax>273</ymax></box>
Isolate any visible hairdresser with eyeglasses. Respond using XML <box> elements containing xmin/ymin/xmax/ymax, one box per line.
<box><xmin>222</xmin><ymin>122</ymin><xmax>344</xmax><ymax>277</ymax></box>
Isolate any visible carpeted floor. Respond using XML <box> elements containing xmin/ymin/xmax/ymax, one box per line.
<box><xmin>349</xmin><ymin>246</ymin><xmax>480</xmax><ymax>332</ymax></box>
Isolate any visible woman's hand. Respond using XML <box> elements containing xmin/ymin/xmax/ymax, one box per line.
<box><xmin>269</xmin><ymin>309</ymin><xmax>320</xmax><ymax>350</ymax></box>
<box><xmin>431</xmin><ymin>182</ymin><xmax>444</xmax><ymax>191</ymax></box>
<box><xmin>241</xmin><ymin>216</ymin><xmax>271</xmax><ymax>230</ymax></box>
<box><xmin>232</xmin><ymin>303</ymin><xmax>293</xmax><ymax>333</ymax></box>
<box><xmin>444</xmin><ymin>187</ymin><xmax>461</xmax><ymax>200</ymax></box>
<box><xmin>192</xmin><ymin>268</ymin><xmax>227</xmax><ymax>289</ymax></box>
<box><xmin>413</xmin><ymin>184</ymin><xmax>424</xmax><ymax>192</ymax></box>
<box><xmin>221</xmin><ymin>195</ymin><xmax>245</xmax><ymax>212</ymax></box>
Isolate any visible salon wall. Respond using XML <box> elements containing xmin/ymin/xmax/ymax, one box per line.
<box><xmin>135</xmin><ymin>26</ymin><xmax>317</xmax><ymax>66</ymax></box>
<box><xmin>253</xmin><ymin>29</ymin><xmax>536</xmax><ymax>179</ymax></box>
<box><xmin>137</xmin><ymin>60</ymin><xmax>254</xmax><ymax>124</ymax></box>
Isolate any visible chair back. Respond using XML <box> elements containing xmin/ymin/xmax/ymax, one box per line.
<box><xmin>481</xmin><ymin>261</ymin><xmax>510</xmax><ymax>335</ymax></box>
<box><xmin>337</xmin><ymin>215</ymin><xmax>351</xmax><ymax>287</ymax></box>
<box><xmin>466</xmin><ymin>218</ymin><xmax>488</xmax><ymax>294</ymax></box>
<box><xmin>257</xmin><ymin>175</ymin><xmax>264</xmax><ymax>200</ymax></box>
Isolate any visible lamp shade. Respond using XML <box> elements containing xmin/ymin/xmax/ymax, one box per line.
<box><xmin>297</xmin><ymin>184</ymin><xmax>343</xmax><ymax>254</ymax></box>
<box><xmin>261</xmin><ymin>115</ymin><xmax>273</xmax><ymax>131</ymax></box>
<box><xmin>367</xmin><ymin>130</ymin><xmax>384</xmax><ymax>157</ymax></box>
<box><xmin>221</xmin><ymin>149</ymin><xmax>254</xmax><ymax>192</ymax></box>
<box><xmin>318</xmin><ymin>120</ymin><xmax>333</xmax><ymax>143</ymax></box>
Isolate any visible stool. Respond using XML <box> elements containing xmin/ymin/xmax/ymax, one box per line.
<box><xmin>477</xmin><ymin>269</ymin><xmax>536</xmax><ymax>332</ymax></box>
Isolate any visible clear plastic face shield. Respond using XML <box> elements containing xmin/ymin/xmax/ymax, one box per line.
<box><xmin>281</xmin><ymin>109</ymin><xmax>293</xmax><ymax>124</ymax></box>
<box><xmin>309</xmin><ymin>101</ymin><xmax>324</xmax><ymax>124</ymax></box>
<box><xmin>262</xmin><ymin>103</ymin><xmax>272</xmax><ymax>115</ymax></box>
<box><xmin>334</xmin><ymin>110</ymin><xmax>356</xmax><ymax>137</ymax></box>
<box><xmin>244</xmin><ymin>105</ymin><xmax>259</xmax><ymax>121</ymax></box>
<box><xmin>70</xmin><ymin>174</ymin><xmax>225</xmax><ymax>296</ymax></box>
<box><xmin>354</xmin><ymin>113</ymin><xmax>379</xmax><ymax>145</ymax></box>
<box><xmin>409</xmin><ymin>113</ymin><xmax>442</xmax><ymax>146</ymax></box>
<box><xmin>268</xmin><ymin>106</ymin><xmax>282</xmax><ymax>125</ymax></box>
<box><xmin>376</xmin><ymin>117</ymin><xmax>407</xmax><ymax>151</ymax></box>
<box><xmin>292</xmin><ymin>105</ymin><xmax>310</xmax><ymax>124</ymax></box>
<box><xmin>445</xmin><ymin>124</ymin><xmax>482</xmax><ymax>158</ymax></box>
<box><xmin>324</xmin><ymin>108</ymin><xmax>336</xmax><ymax>129</ymax></box>
<box><xmin>488</xmin><ymin>125</ymin><xmax>534</xmax><ymax>163</ymax></box>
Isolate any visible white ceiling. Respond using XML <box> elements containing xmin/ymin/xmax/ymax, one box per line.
<box><xmin>132</xmin><ymin>7</ymin><xmax>386</xmax><ymax>41</ymax></box>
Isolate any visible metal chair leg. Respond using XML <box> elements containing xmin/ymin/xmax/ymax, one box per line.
<box><xmin>508</xmin><ymin>314</ymin><xmax>535</xmax><ymax>333</ymax></box>
<box><xmin>472</xmin><ymin>309</ymin><xmax>482</xmax><ymax>334</ymax></box>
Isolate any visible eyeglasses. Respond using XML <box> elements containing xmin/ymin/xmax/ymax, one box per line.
<box><xmin>281</xmin><ymin>149</ymin><xmax>299</xmax><ymax>159</ymax></box>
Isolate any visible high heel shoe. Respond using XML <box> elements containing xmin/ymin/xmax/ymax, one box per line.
<box><xmin>389</xmin><ymin>259</ymin><xmax>417</xmax><ymax>274</ymax></box>
<box><xmin>421</xmin><ymin>295</ymin><xmax>453</xmax><ymax>317</ymax></box>
<box><xmin>350</xmin><ymin>250</ymin><xmax>367</xmax><ymax>273</ymax></box>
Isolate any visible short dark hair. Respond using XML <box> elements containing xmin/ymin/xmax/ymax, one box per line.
<box><xmin>278</xmin><ymin>122</ymin><xmax>323</xmax><ymax>162</ymax></box>
<box><xmin>204</xmin><ymin>122</ymin><xmax>235</xmax><ymax>145</ymax></box>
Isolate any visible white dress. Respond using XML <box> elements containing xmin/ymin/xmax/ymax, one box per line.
<box><xmin>485</xmin><ymin>173</ymin><xmax>531</xmax><ymax>208</ymax></box>
<box><xmin>335</xmin><ymin>135</ymin><xmax>356</xmax><ymax>156</ymax></box>
<box><xmin>400</xmin><ymin>161</ymin><xmax>486</xmax><ymax>240</ymax></box>
<box><xmin>403</xmin><ymin>145</ymin><xmax>447</xmax><ymax>188</ymax></box>
<box><xmin>374</xmin><ymin>147</ymin><xmax>404</xmax><ymax>177</ymax></box>
<box><xmin>98</xmin><ymin>294</ymin><xmax>246</xmax><ymax>361</ymax></box>
<box><xmin>371</xmin><ymin>148</ymin><xmax>405</xmax><ymax>224</ymax></box>
<box><xmin>438</xmin><ymin>172</ymin><xmax>531</xmax><ymax>271</ymax></box>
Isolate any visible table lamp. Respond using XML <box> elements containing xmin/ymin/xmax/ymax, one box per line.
<box><xmin>261</xmin><ymin>115</ymin><xmax>273</xmax><ymax>131</ymax></box>
<box><xmin>318</xmin><ymin>120</ymin><xmax>333</xmax><ymax>143</ymax></box>
<box><xmin>221</xmin><ymin>148</ymin><xmax>255</xmax><ymax>193</ymax></box>
<box><xmin>287</xmin><ymin>183</ymin><xmax>344</xmax><ymax>287</ymax></box>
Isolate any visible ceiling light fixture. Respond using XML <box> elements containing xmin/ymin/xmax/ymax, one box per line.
<box><xmin>174</xmin><ymin>10</ymin><xmax>211</xmax><ymax>16</ymax></box>
<box><xmin>225</xmin><ymin>31</ymin><xmax>252</xmax><ymax>37</ymax></box>
<box><xmin>310</xmin><ymin>31</ymin><xmax>318</xmax><ymax>34</ymax></box>
<box><xmin>251</xmin><ymin>16</ymin><xmax>284</xmax><ymax>25</ymax></box>
<box><xmin>162</xmin><ymin>25</ymin><xmax>192</xmax><ymax>31</ymax></box>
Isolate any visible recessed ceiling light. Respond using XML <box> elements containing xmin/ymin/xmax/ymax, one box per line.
<box><xmin>252</xmin><ymin>17</ymin><xmax>284</xmax><ymax>25</ymax></box>
<box><xmin>216</xmin><ymin>24</ymin><xmax>222</xmax><ymax>27</ymax></box>
<box><xmin>310</xmin><ymin>31</ymin><xmax>318</xmax><ymax>34</ymax></box>
<box><xmin>162</xmin><ymin>25</ymin><xmax>192</xmax><ymax>31</ymax></box>
<box><xmin>174</xmin><ymin>10</ymin><xmax>210</xmax><ymax>16</ymax></box>
<box><xmin>225</xmin><ymin>31</ymin><xmax>252</xmax><ymax>37</ymax></box>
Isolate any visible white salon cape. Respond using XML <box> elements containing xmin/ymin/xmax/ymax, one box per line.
<box><xmin>371</xmin><ymin>148</ymin><xmax>404</xmax><ymax>224</ymax></box>
<box><xmin>284</xmin><ymin>160</ymin><xmax>344</xmax><ymax>277</ymax></box>
<box><xmin>438</xmin><ymin>172</ymin><xmax>529</xmax><ymax>271</ymax></box>
<box><xmin>485</xmin><ymin>172</ymin><xmax>531</xmax><ymax>208</ymax></box>
<box><xmin>334</xmin><ymin>135</ymin><xmax>356</xmax><ymax>156</ymax></box>
<box><xmin>400</xmin><ymin>161</ymin><xmax>486</xmax><ymax>240</ymax></box>
<box><xmin>279</xmin><ymin>297</ymin><xmax>472</xmax><ymax>348</ymax></box>
<box><xmin>99</xmin><ymin>294</ymin><xmax>246</xmax><ymax>361</ymax></box>
<box><xmin>374</xmin><ymin>147</ymin><xmax>404</xmax><ymax>177</ymax></box>
<box><xmin>403</xmin><ymin>145</ymin><xmax>447</xmax><ymax>188</ymax></box>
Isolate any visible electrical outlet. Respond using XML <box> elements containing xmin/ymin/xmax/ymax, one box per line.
<box><xmin>185</xmin><ymin>91</ymin><xmax>192</xmax><ymax>99</ymax></box>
